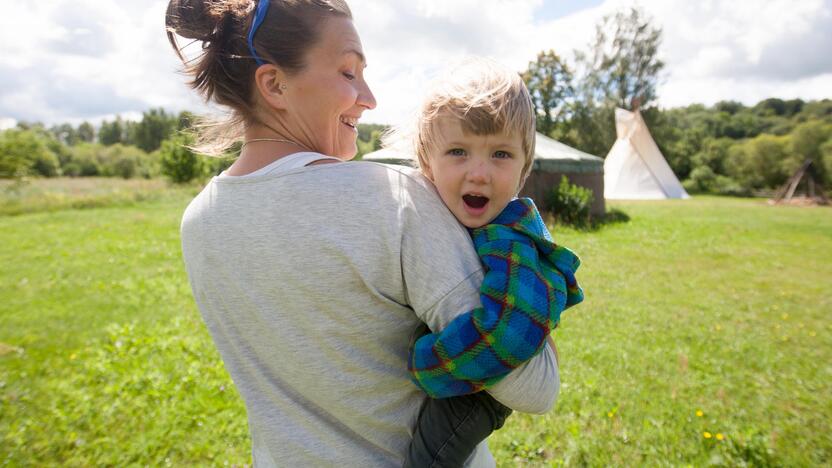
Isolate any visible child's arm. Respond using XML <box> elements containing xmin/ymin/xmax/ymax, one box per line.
<box><xmin>408</xmin><ymin>198</ymin><xmax>582</xmax><ymax>399</ymax></box>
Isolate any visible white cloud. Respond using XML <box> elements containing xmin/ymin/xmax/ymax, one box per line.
<box><xmin>0</xmin><ymin>118</ymin><xmax>17</xmax><ymax>131</ymax></box>
<box><xmin>0</xmin><ymin>0</ymin><xmax>829</xmax><ymax>127</ymax></box>
<box><xmin>0</xmin><ymin>0</ymin><xmax>204</xmax><ymax>125</ymax></box>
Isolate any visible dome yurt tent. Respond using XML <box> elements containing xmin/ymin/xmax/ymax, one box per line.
<box><xmin>361</xmin><ymin>132</ymin><xmax>605</xmax><ymax>216</ymax></box>
<box><xmin>604</xmin><ymin>108</ymin><xmax>689</xmax><ymax>200</ymax></box>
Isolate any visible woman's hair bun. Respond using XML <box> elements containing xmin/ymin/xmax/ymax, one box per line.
<box><xmin>165</xmin><ymin>0</ymin><xmax>252</xmax><ymax>42</ymax></box>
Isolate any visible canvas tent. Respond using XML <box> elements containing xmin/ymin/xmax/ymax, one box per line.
<box><xmin>604</xmin><ymin>108</ymin><xmax>689</xmax><ymax>200</ymax></box>
<box><xmin>361</xmin><ymin>132</ymin><xmax>605</xmax><ymax>215</ymax></box>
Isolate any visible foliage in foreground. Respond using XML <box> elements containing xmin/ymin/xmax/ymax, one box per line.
<box><xmin>547</xmin><ymin>176</ymin><xmax>594</xmax><ymax>228</ymax></box>
<box><xmin>2</xmin><ymin>317</ymin><xmax>249</xmax><ymax>466</ymax></box>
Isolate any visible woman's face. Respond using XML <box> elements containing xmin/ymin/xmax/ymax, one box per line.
<box><xmin>281</xmin><ymin>17</ymin><xmax>376</xmax><ymax>160</ymax></box>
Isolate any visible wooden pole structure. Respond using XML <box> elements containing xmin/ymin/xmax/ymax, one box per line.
<box><xmin>772</xmin><ymin>160</ymin><xmax>829</xmax><ymax>205</ymax></box>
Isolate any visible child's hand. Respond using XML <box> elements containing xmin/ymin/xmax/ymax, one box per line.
<box><xmin>547</xmin><ymin>334</ymin><xmax>559</xmax><ymax>365</ymax></box>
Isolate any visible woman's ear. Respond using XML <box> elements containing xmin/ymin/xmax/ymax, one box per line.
<box><xmin>254</xmin><ymin>65</ymin><xmax>289</xmax><ymax>110</ymax></box>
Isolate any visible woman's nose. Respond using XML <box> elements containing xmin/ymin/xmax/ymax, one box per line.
<box><xmin>358</xmin><ymin>79</ymin><xmax>376</xmax><ymax>110</ymax></box>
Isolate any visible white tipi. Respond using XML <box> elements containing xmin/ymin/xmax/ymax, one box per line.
<box><xmin>604</xmin><ymin>108</ymin><xmax>689</xmax><ymax>200</ymax></box>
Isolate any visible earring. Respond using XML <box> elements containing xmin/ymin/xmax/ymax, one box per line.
<box><xmin>279</xmin><ymin>84</ymin><xmax>287</xmax><ymax>90</ymax></box>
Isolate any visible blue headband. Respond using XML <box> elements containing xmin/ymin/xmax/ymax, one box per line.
<box><xmin>247</xmin><ymin>0</ymin><xmax>270</xmax><ymax>66</ymax></box>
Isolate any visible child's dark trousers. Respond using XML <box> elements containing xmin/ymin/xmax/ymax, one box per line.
<box><xmin>403</xmin><ymin>391</ymin><xmax>512</xmax><ymax>468</ymax></box>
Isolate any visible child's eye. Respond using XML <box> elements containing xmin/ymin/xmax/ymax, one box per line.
<box><xmin>448</xmin><ymin>148</ymin><xmax>466</xmax><ymax>157</ymax></box>
<box><xmin>494</xmin><ymin>150</ymin><xmax>512</xmax><ymax>159</ymax></box>
<box><xmin>342</xmin><ymin>72</ymin><xmax>356</xmax><ymax>80</ymax></box>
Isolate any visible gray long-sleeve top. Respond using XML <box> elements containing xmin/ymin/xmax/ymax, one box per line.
<box><xmin>180</xmin><ymin>160</ymin><xmax>559</xmax><ymax>467</ymax></box>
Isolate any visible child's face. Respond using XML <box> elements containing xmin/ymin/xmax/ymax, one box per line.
<box><xmin>424</xmin><ymin>117</ymin><xmax>526</xmax><ymax>228</ymax></box>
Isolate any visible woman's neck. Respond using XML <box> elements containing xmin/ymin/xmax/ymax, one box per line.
<box><xmin>225</xmin><ymin>126</ymin><xmax>314</xmax><ymax>176</ymax></box>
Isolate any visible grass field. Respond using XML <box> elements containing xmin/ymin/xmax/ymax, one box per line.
<box><xmin>1</xmin><ymin>181</ymin><xmax>830</xmax><ymax>466</ymax></box>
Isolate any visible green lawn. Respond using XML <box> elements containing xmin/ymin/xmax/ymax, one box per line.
<box><xmin>1</xmin><ymin>190</ymin><xmax>830</xmax><ymax>466</ymax></box>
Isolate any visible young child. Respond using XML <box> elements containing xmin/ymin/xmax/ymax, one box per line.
<box><xmin>397</xmin><ymin>58</ymin><xmax>584</xmax><ymax>467</ymax></box>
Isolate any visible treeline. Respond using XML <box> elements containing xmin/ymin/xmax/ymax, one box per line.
<box><xmin>521</xmin><ymin>7</ymin><xmax>832</xmax><ymax>196</ymax></box>
<box><xmin>0</xmin><ymin>107</ymin><xmax>387</xmax><ymax>182</ymax></box>
<box><xmin>3</xmin><ymin>6</ymin><xmax>830</xmax><ymax>192</ymax></box>
<box><xmin>0</xmin><ymin>109</ymin><xmax>209</xmax><ymax>181</ymax></box>
<box><xmin>651</xmin><ymin>99</ymin><xmax>832</xmax><ymax>195</ymax></box>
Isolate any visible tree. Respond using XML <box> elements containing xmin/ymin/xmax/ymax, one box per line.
<box><xmin>577</xmin><ymin>6</ymin><xmax>664</xmax><ymax>110</ymax></box>
<box><xmin>692</xmin><ymin>137</ymin><xmax>734</xmax><ymax>176</ymax></box>
<box><xmin>99</xmin><ymin>116</ymin><xmax>126</xmax><ymax>146</ymax></box>
<box><xmin>725</xmin><ymin>134</ymin><xmax>792</xmax><ymax>190</ymax></box>
<box><xmin>522</xmin><ymin>50</ymin><xmax>574</xmax><ymax>138</ymax></box>
<box><xmin>714</xmin><ymin>100</ymin><xmax>744</xmax><ymax>115</ymax></box>
<box><xmin>160</xmin><ymin>133</ymin><xmax>204</xmax><ymax>183</ymax></box>
<box><xmin>77</xmin><ymin>122</ymin><xmax>95</xmax><ymax>143</ymax></box>
<box><xmin>50</xmin><ymin>123</ymin><xmax>79</xmax><ymax>146</ymax></box>
<box><xmin>131</xmin><ymin>108</ymin><xmax>178</xmax><ymax>153</ymax></box>
<box><xmin>788</xmin><ymin>121</ymin><xmax>832</xmax><ymax>183</ymax></box>
<box><xmin>565</xmin><ymin>103</ymin><xmax>616</xmax><ymax>157</ymax></box>
<box><xmin>821</xmin><ymin>138</ymin><xmax>832</xmax><ymax>184</ymax></box>
<box><xmin>177</xmin><ymin>111</ymin><xmax>197</xmax><ymax>131</ymax></box>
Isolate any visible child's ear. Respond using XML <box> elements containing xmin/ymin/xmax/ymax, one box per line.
<box><xmin>254</xmin><ymin>65</ymin><xmax>289</xmax><ymax>110</ymax></box>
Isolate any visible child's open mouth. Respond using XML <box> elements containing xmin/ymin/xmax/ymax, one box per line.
<box><xmin>463</xmin><ymin>194</ymin><xmax>489</xmax><ymax>214</ymax></box>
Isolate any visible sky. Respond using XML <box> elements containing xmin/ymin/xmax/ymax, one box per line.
<box><xmin>0</xmin><ymin>0</ymin><xmax>830</xmax><ymax>130</ymax></box>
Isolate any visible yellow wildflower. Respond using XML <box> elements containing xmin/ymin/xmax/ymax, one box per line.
<box><xmin>716</xmin><ymin>433</ymin><xmax>724</xmax><ymax>441</ymax></box>
<box><xmin>696</xmin><ymin>410</ymin><xmax>704</xmax><ymax>417</ymax></box>
<box><xmin>703</xmin><ymin>432</ymin><xmax>712</xmax><ymax>439</ymax></box>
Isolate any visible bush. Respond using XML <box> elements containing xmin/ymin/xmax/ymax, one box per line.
<box><xmin>683</xmin><ymin>166</ymin><xmax>717</xmax><ymax>194</ymax></box>
<box><xmin>203</xmin><ymin>154</ymin><xmax>234</xmax><ymax>176</ymax></box>
<box><xmin>684</xmin><ymin>166</ymin><xmax>750</xmax><ymax>196</ymax></box>
<box><xmin>101</xmin><ymin>144</ymin><xmax>157</xmax><ymax>179</ymax></box>
<box><xmin>160</xmin><ymin>133</ymin><xmax>204</xmax><ymax>184</ymax></box>
<box><xmin>547</xmin><ymin>175</ymin><xmax>594</xmax><ymax>227</ymax></box>
<box><xmin>63</xmin><ymin>143</ymin><xmax>104</xmax><ymax>177</ymax></box>
<box><xmin>0</xmin><ymin>129</ymin><xmax>59</xmax><ymax>178</ymax></box>
<box><xmin>712</xmin><ymin>175</ymin><xmax>751</xmax><ymax>197</ymax></box>
<box><xmin>61</xmin><ymin>143</ymin><xmax>157</xmax><ymax>179</ymax></box>
<box><xmin>30</xmin><ymin>150</ymin><xmax>61</xmax><ymax>177</ymax></box>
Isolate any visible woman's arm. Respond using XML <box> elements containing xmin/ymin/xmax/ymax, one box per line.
<box><xmin>488</xmin><ymin>341</ymin><xmax>559</xmax><ymax>414</ymax></box>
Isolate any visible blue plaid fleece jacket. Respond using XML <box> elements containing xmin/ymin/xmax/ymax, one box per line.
<box><xmin>408</xmin><ymin>198</ymin><xmax>583</xmax><ymax>398</ymax></box>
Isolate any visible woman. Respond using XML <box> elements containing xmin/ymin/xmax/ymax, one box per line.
<box><xmin>166</xmin><ymin>1</ymin><xmax>559</xmax><ymax>466</ymax></box>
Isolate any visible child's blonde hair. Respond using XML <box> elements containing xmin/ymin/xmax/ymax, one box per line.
<box><xmin>392</xmin><ymin>57</ymin><xmax>537</xmax><ymax>184</ymax></box>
